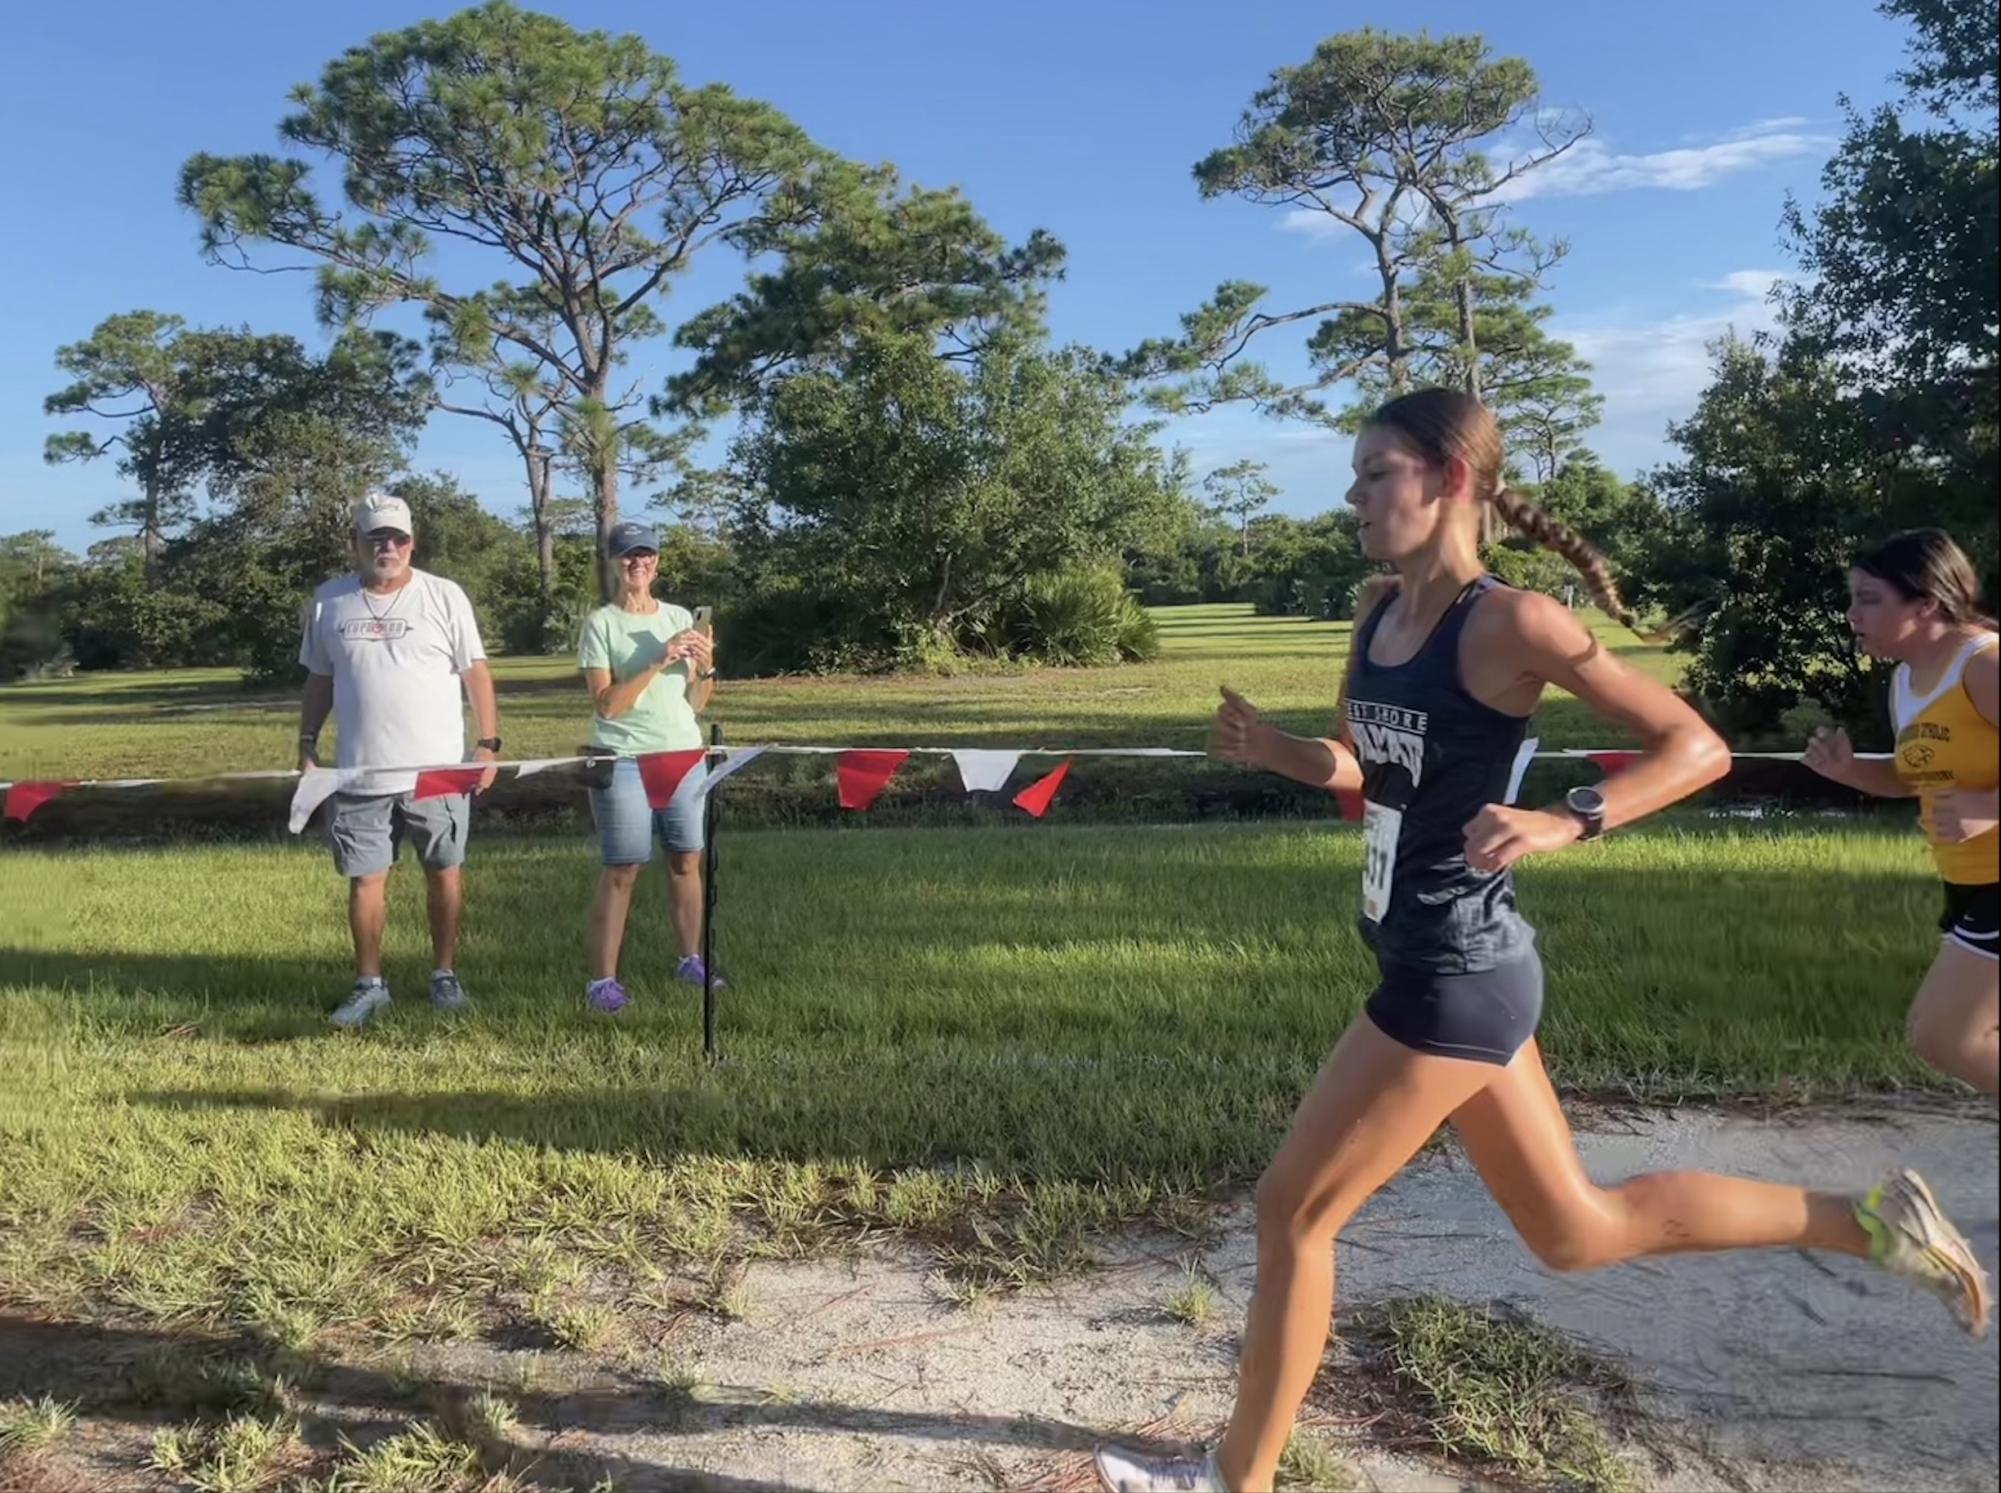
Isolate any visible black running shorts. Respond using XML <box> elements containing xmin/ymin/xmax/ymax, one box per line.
<box><xmin>1939</xmin><ymin>881</ymin><xmax>1999</xmax><ymax>962</ymax></box>
<box><xmin>1363</xmin><ymin>950</ymin><xmax>1545</xmax><ymax>1067</ymax></box>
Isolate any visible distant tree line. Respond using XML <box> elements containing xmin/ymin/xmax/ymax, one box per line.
<box><xmin>3</xmin><ymin>0</ymin><xmax>1992</xmax><ymax>748</ymax></box>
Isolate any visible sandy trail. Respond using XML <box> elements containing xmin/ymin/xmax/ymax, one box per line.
<box><xmin>548</xmin><ymin>1102</ymin><xmax>1998</xmax><ymax>1492</ymax></box>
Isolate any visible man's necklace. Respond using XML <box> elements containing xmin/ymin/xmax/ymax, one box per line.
<box><xmin>362</xmin><ymin>579</ymin><xmax>411</xmax><ymax>621</ymax></box>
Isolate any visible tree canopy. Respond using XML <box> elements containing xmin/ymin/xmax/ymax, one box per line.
<box><xmin>11</xmin><ymin>3</ymin><xmax>1991</xmax><ymax>709</ymax></box>
<box><xmin>1646</xmin><ymin>0</ymin><xmax>1998</xmax><ymax>738</ymax></box>
<box><xmin>178</xmin><ymin>0</ymin><xmax>824</xmax><ymax>603</ymax></box>
<box><xmin>1121</xmin><ymin>27</ymin><xmax>1599</xmax><ymax>457</ymax></box>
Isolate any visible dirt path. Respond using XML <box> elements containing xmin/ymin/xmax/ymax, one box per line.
<box><xmin>6</xmin><ymin>1105</ymin><xmax>1995</xmax><ymax>1492</ymax></box>
<box><xmin>574</xmin><ymin>1103</ymin><xmax>1999</xmax><ymax>1492</ymax></box>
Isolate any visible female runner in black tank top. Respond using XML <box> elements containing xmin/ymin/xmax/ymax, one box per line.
<box><xmin>1093</xmin><ymin>389</ymin><xmax>1991</xmax><ymax>1493</ymax></box>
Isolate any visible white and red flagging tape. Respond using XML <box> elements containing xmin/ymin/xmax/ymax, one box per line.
<box><xmin>1</xmin><ymin>739</ymin><xmax>1876</xmax><ymax>828</ymax></box>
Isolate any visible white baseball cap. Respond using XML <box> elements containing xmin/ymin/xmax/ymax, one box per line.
<box><xmin>353</xmin><ymin>492</ymin><xmax>414</xmax><ymax>536</ymax></box>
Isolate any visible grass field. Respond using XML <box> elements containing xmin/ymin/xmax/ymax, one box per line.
<box><xmin>0</xmin><ymin>608</ymin><xmax>1929</xmax><ymax>1491</ymax></box>
<box><xmin>0</xmin><ymin>604</ymin><xmax>1677</xmax><ymax>786</ymax></box>
<box><xmin>1</xmin><ymin>819</ymin><xmax>1948</xmax><ymax>1341</ymax></box>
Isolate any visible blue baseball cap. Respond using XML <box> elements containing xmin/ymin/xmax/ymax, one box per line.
<box><xmin>606</xmin><ymin>521</ymin><xmax>659</xmax><ymax>557</ymax></box>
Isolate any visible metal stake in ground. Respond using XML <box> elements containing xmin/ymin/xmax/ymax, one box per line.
<box><xmin>701</xmin><ymin>721</ymin><xmax>722</xmax><ymax>1062</ymax></box>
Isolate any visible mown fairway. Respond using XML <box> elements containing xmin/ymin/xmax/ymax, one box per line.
<box><xmin>0</xmin><ymin>607</ymin><xmax>1944</xmax><ymax>1493</ymax></box>
<box><xmin>0</xmin><ymin>604</ymin><xmax>1677</xmax><ymax>785</ymax></box>
<box><xmin>1</xmin><ymin>817</ymin><xmax>1945</xmax><ymax>1337</ymax></box>
<box><xmin>0</xmin><ymin>602</ymin><xmax>1928</xmax><ymax>1333</ymax></box>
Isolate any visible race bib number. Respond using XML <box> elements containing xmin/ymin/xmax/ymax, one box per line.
<box><xmin>1361</xmin><ymin>801</ymin><xmax>1401</xmax><ymax>923</ymax></box>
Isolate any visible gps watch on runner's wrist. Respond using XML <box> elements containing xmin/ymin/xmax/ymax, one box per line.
<box><xmin>1563</xmin><ymin>784</ymin><xmax>1607</xmax><ymax>842</ymax></box>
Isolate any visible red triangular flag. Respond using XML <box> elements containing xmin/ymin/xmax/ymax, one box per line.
<box><xmin>413</xmin><ymin>767</ymin><xmax>488</xmax><ymax>800</ymax></box>
<box><xmin>638</xmin><ymin>748</ymin><xmax>707</xmax><ymax>809</ymax></box>
<box><xmin>1334</xmin><ymin>788</ymin><xmax>1365</xmax><ymax>822</ymax></box>
<box><xmin>837</xmin><ymin>749</ymin><xmax>909</xmax><ymax>811</ymax></box>
<box><xmin>3</xmin><ymin>781</ymin><xmax>70</xmax><ymax>822</ymax></box>
<box><xmin>1012</xmin><ymin>759</ymin><xmax>1072</xmax><ymax>818</ymax></box>
<box><xmin>1587</xmin><ymin>751</ymin><xmax>1641</xmax><ymax>776</ymax></box>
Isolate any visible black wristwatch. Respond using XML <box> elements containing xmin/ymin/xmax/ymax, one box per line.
<box><xmin>476</xmin><ymin>737</ymin><xmax>502</xmax><ymax>752</ymax></box>
<box><xmin>1563</xmin><ymin>784</ymin><xmax>1607</xmax><ymax>842</ymax></box>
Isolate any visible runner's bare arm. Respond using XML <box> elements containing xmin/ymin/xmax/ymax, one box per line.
<box><xmin>1250</xmin><ymin>727</ymin><xmax>1363</xmax><ymax>794</ymax></box>
<box><xmin>1239</xmin><ymin>577</ymin><xmax>1395</xmax><ymax>793</ymax></box>
<box><xmin>1511</xmin><ymin>591</ymin><xmax>1730</xmax><ymax>834</ymax></box>
<box><xmin>1834</xmin><ymin>755</ymin><xmax>1914</xmax><ymax>797</ymax></box>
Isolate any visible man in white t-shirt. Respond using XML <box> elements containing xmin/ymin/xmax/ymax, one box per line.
<box><xmin>297</xmin><ymin>492</ymin><xmax>501</xmax><ymax>1028</ymax></box>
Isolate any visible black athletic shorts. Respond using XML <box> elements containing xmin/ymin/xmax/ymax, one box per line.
<box><xmin>1364</xmin><ymin>950</ymin><xmax>1545</xmax><ymax>1067</ymax></box>
<box><xmin>1939</xmin><ymin>881</ymin><xmax>1999</xmax><ymax>962</ymax></box>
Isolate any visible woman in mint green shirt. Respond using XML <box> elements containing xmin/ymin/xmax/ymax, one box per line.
<box><xmin>576</xmin><ymin>521</ymin><xmax>717</xmax><ymax>1014</ymax></box>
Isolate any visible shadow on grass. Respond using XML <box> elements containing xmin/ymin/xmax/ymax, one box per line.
<box><xmin>0</xmin><ymin>948</ymin><xmax>352</xmax><ymax>1044</ymax></box>
<box><xmin>1</xmin><ymin>680</ymin><xmax>289</xmax><ymax>713</ymax></box>
<box><xmin>0</xmin><ymin>1313</ymin><xmax>1174</xmax><ymax>1492</ymax></box>
<box><xmin>123</xmin><ymin>1067</ymin><xmax>1279</xmax><ymax>1186</ymax></box>
<box><xmin>67</xmin><ymin>847</ymin><xmax>1947</xmax><ymax>1188</ymax></box>
<box><xmin>26</xmin><ymin>706</ymin><xmax>294</xmax><ymax>731</ymax></box>
<box><xmin>489</xmin><ymin>671</ymin><xmax>596</xmax><ymax>701</ymax></box>
<box><xmin>5</xmin><ymin>832</ymin><xmax>1941</xmax><ymax>1050</ymax></box>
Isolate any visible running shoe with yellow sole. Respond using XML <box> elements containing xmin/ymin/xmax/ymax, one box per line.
<box><xmin>1856</xmin><ymin>1166</ymin><xmax>1993</xmax><ymax>1338</ymax></box>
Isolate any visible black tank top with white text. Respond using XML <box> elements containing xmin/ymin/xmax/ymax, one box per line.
<box><xmin>1345</xmin><ymin>575</ymin><xmax>1536</xmax><ymax>974</ymax></box>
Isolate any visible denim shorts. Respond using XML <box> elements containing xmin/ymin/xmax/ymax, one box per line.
<box><xmin>325</xmin><ymin>790</ymin><xmax>469</xmax><ymax>878</ymax></box>
<box><xmin>589</xmin><ymin>754</ymin><xmax>707</xmax><ymax>863</ymax></box>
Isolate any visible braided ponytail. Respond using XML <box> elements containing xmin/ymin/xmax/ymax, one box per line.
<box><xmin>1361</xmin><ymin>387</ymin><xmax>1654</xmax><ymax>637</ymax></box>
<box><xmin>1489</xmin><ymin>485</ymin><xmax>1635</xmax><ymax>629</ymax></box>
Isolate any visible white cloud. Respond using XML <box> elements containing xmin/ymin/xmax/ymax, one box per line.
<box><xmin>1494</xmin><ymin>118</ymin><xmax>1829</xmax><ymax>204</ymax></box>
<box><xmin>1165</xmin><ymin>271</ymin><xmax>1802</xmax><ymax>498</ymax></box>
<box><xmin>1145</xmin><ymin>269</ymin><xmax>1811</xmax><ymax>511</ymax></box>
<box><xmin>1275</xmin><ymin>118</ymin><xmax>1829</xmax><ymax>237</ymax></box>
<box><xmin>1707</xmin><ymin>116</ymin><xmax>1811</xmax><ymax>142</ymax></box>
<box><xmin>1551</xmin><ymin>270</ymin><xmax>1799</xmax><ymax>473</ymax></box>
<box><xmin>1702</xmin><ymin>268</ymin><xmax>1795</xmax><ymax>300</ymax></box>
<box><xmin>1277</xmin><ymin>196</ymin><xmax>1426</xmax><ymax>250</ymax></box>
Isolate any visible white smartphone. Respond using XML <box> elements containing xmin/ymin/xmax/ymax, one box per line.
<box><xmin>692</xmin><ymin>605</ymin><xmax>712</xmax><ymax>633</ymax></box>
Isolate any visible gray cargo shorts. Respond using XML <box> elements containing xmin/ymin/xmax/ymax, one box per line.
<box><xmin>324</xmin><ymin>790</ymin><xmax>470</xmax><ymax>878</ymax></box>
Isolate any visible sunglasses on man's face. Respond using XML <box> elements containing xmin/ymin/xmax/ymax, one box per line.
<box><xmin>366</xmin><ymin>530</ymin><xmax>413</xmax><ymax>549</ymax></box>
<box><xmin>619</xmin><ymin>550</ymin><xmax>658</xmax><ymax>563</ymax></box>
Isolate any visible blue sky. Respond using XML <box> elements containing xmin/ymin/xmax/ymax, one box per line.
<box><xmin>2</xmin><ymin>0</ymin><xmax>1908</xmax><ymax>554</ymax></box>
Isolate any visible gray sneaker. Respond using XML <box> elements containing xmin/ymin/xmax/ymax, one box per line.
<box><xmin>1856</xmin><ymin>1166</ymin><xmax>1993</xmax><ymax>1337</ymax></box>
<box><xmin>1093</xmin><ymin>1446</ymin><xmax>1225</xmax><ymax>1492</ymax></box>
<box><xmin>429</xmin><ymin>969</ymin><xmax>470</xmax><ymax>1012</ymax></box>
<box><xmin>330</xmin><ymin>978</ymin><xmax>391</xmax><ymax>1028</ymax></box>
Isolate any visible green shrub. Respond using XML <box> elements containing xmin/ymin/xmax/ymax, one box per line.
<box><xmin>1011</xmin><ymin>565</ymin><xmax>1158</xmax><ymax>667</ymax></box>
<box><xmin>1114</xmin><ymin>591</ymin><xmax>1161</xmax><ymax>662</ymax></box>
<box><xmin>716</xmin><ymin>583</ymin><xmax>902</xmax><ymax>677</ymax></box>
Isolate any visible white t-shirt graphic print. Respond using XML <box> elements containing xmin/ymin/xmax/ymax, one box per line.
<box><xmin>299</xmin><ymin>568</ymin><xmax>487</xmax><ymax>797</ymax></box>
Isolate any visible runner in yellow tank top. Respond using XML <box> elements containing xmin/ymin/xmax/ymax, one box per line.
<box><xmin>1804</xmin><ymin>529</ymin><xmax>1998</xmax><ymax>1104</ymax></box>
<box><xmin>1898</xmin><ymin>633</ymin><xmax>2000</xmax><ymax>888</ymax></box>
